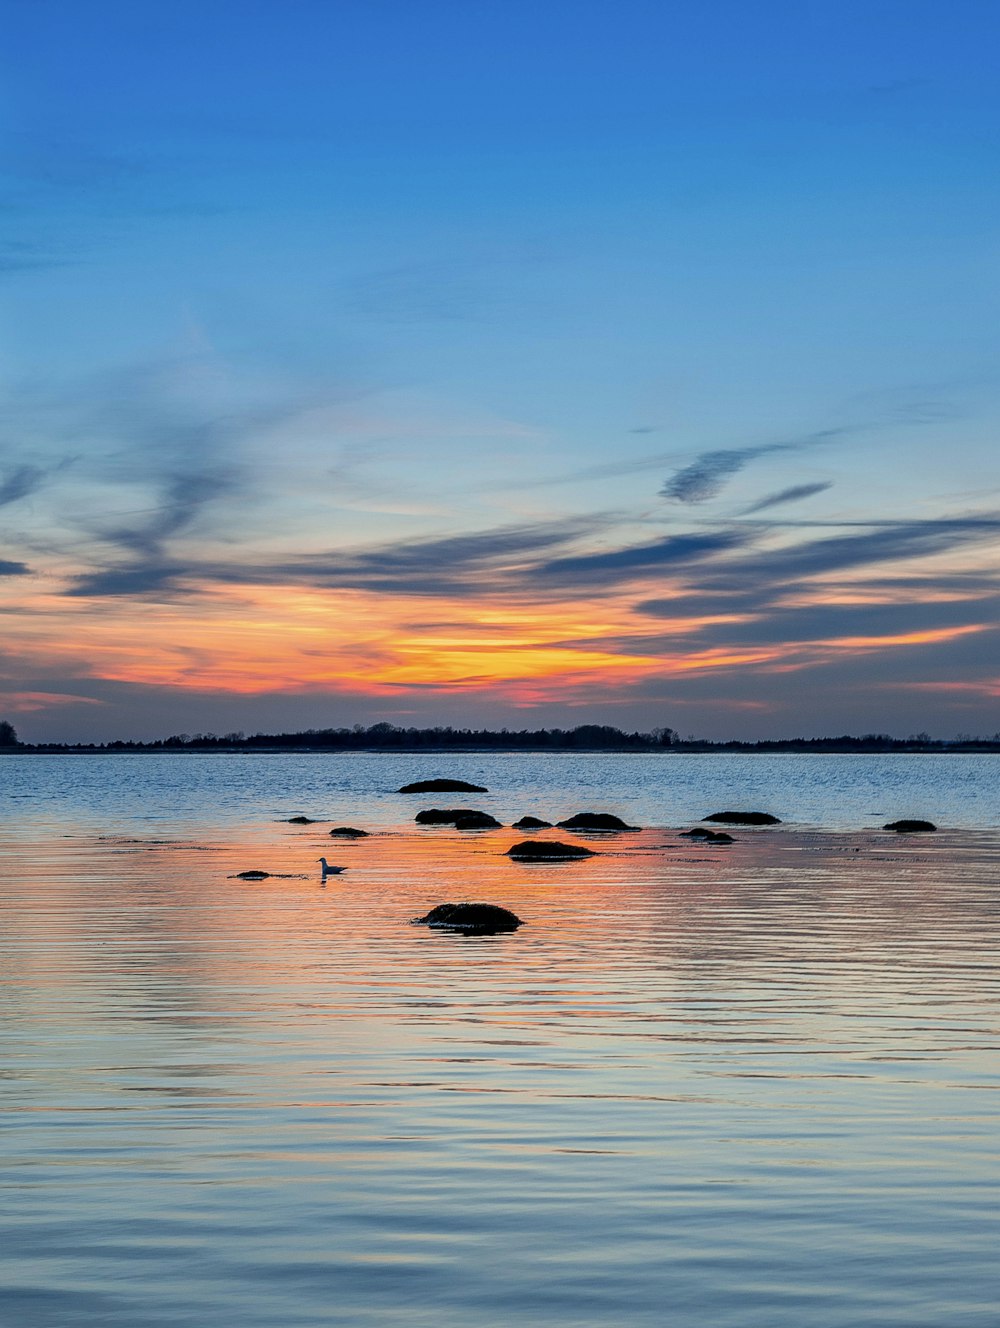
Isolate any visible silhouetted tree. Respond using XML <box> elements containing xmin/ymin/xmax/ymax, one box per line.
<box><xmin>0</xmin><ymin>720</ymin><xmax>19</xmax><ymax>747</ymax></box>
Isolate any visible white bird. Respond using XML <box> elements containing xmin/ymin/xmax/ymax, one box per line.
<box><xmin>318</xmin><ymin>857</ymin><xmax>347</xmax><ymax>877</ymax></box>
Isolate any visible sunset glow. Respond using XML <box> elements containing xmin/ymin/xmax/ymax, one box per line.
<box><xmin>3</xmin><ymin>3</ymin><xmax>999</xmax><ymax>742</ymax></box>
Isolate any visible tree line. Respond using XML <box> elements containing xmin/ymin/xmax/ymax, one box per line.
<box><xmin>2</xmin><ymin>719</ymin><xmax>1000</xmax><ymax>753</ymax></box>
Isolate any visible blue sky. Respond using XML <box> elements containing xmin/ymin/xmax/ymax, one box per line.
<box><xmin>2</xmin><ymin>0</ymin><xmax>999</xmax><ymax>741</ymax></box>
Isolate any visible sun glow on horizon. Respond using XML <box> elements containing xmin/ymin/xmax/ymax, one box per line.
<box><xmin>4</xmin><ymin>567</ymin><xmax>994</xmax><ymax>721</ymax></box>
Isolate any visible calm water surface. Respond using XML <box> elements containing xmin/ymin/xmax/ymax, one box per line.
<box><xmin>2</xmin><ymin>755</ymin><xmax>998</xmax><ymax>1326</ymax></box>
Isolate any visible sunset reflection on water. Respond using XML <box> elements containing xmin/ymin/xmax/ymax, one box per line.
<box><xmin>3</xmin><ymin>776</ymin><xmax>999</xmax><ymax>1328</ymax></box>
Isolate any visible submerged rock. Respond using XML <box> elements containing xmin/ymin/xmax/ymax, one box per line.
<box><xmin>453</xmin><ymin>811</ymin><xmax>503</xmax><ymax>830</ymax></box>
<box><xmin>234</xmin><ymin>870</ymin><xmax>271</xmax><ymax>879</ymax></box>
<box><xmin>512</xmin><ymin>815</ymin><xmax>553</xmax><ymax>829</ymax></box>
<box><xmin>704</xmin><ymin>811</ymin><xmax>781</xmax><ymax>826</ymax></box>
<box><xmin>399</xmin><ymin>778</ymin><xmax>488</xmax><ymax>794</ymax></box>
<box><xmin>329</xmin><ymin>826</ymin><xmax>369</xmax><ymax>838</ymax></box>
<box><xmin>415</xmin><ymin>807</ymin><xmax>487</xmax><ymax>825</ymax></box>
<box><xmin>413</xmin><ymin>901</ymin><xmax>523</xmax><ymax>933</ymax></box>
<box><xmin>507</xmin><ymin>839</ymin><xmax>596</xmax><ymax>861</ymax></box>
<box><xmin>414</xmin><ymin>902</ymin><xmax>522</xmax><ymax>933</ymax></box>
<box><xmin>286</xmin><ymin>816</ymin><xmax>316</xmax><ymax>824</ymax></box>
<box><xmin>680</xmin><ymin>828</ymin><xmax>735</xmax><ymax>843</ymax></box>
<box><xmin>556</xmin><ymin>811</ymin><xmax>639</xmax><ymax>832</ymax></box>
<box><xmin>884</xmin><ymin>819</ymin><xmax>937</xmax><ymax>832</ymax></box>
<box><xmin>411</xmin><ymin>903</ymin><xmax>523</xmax><ymax>934</ymax></box>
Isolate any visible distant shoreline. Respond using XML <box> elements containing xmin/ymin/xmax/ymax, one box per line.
<box><xmin>3</xmin><ymin>720</ymin><xmax>999</xmax><ymax>756</ymax></box>
<box><xmin>4</xmin><ymin>743</ymin><xmax>1000</xmax><ymax>756</ymax></box>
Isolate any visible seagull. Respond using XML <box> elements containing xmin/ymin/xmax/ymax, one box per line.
<box><xmin>318</xmin><ymin>857</ymin><xmax>347</xmax><ymax>877</ymax></box>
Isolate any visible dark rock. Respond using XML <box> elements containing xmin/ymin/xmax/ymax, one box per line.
<box><xmin>235</xmin><ymin>870</ymin><xmax>270</xmax><ymax>880</ymax></box>
<box><xmin>329</xmin><ymin>826</ymin><xmax>369</xmax><ymax>838</ymax></box>
<box><xmin>413</xmin><ymin>902</ymin><xmax>523</xmax><ymax>933</ymax></box>
<box><xmin>680</xmin><ymin>828</ymin><xmax>735</xmax><ymax>843</ymax></box>
<box><xmin>556</xmin><ymin>811</ymin><xmax>639</xmax><ymax>832</ymax></box>
<box><xmin>415</xmin><ymin>807</ymin><xmax>485</xmax><ymax>825</ymax></box>
<box><xmin>507</xmin><ymin>839</ymin><xmax>596</xmax><ymax>861</ymax></box>
<box><xmin>512</xmin><ymin>815</ymin><xmax>553</xmax><ymax>829</ymax></box>
<box><xmin>452</xmin><ymin>812</ymin><xmax>503</xmax><ymax>830</ymax></box>
<box><xmin>399</xmin><ymin>778</ymin><xmax>488</xmax><ymax>794</ymax></box>
<box><xmin>704</xmin><ymin>811</ymin><xmax>781</xmax><ymax>826</ymax></box>
<box><xmin>286</xmin><ymin>816</ymin><xmax>316</xmax><ymax>824</ymax></box>
<box><xmin>884</xmin><ymin>819</ymin><xmax>937</xmax><ymax>832</ymax></box>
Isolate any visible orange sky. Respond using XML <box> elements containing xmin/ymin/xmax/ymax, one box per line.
<box><xmin>3</xmin><ymin>547</ymin><xmax>997</xmax><ymax>737</ymax></box>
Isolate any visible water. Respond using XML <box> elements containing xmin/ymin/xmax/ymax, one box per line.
<box><xmin>2</xmin><ymin>754</ymin><xmax>998</xmax><ymax>1326</ymax></box>
<box><xmin>1</xmin><ymin>749</ymin><xmax>996</xmax><ymax>831</ymax></box>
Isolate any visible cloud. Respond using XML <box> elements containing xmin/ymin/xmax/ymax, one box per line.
<box><xmin>660</xmin><ymin>447</ymin><xmax>785</xmax><ymax>503</ymax></box>
<box><xmin>699</xmin><ymin>517</ymin><xmax>1000</xmax><ymax>589</ymax></box>
<box><xmin>95</xmin><ymin>465</ymin><xmax>242</xmax><ymax>559</ymax></box>
<box><xmin>64</xmin><ymin>562</ymin><xmax>191</xmax><ymax>599</ymax></box>
<box><xmin>63</xmin><ymin>518</ymin><xmax>596</xmax><ymax>599</ymax></box>
<box><xmin>0</xmin><ymin>465</ymin><xmax>48</xmax><ymax>507</ymax></box>
<box><xmin>660</xmin><ymin>423</ymin><xmax>865</xmax><ymax>505</ymax></box>
<box><xmin>3</xmin><ymin>355</ymin><xmax>326</xmax><ymax>596</ymax></box>
<box><xmin>742</xmin><ymin>481</ymin><xmax>833</xmax><ymax>513</ymax></box>
<box><xmin>634</xmin><ymin>519</ymin><xmax>1000</xmax><ymax>655</ymax></box>
<box><xmin>0</xmin><ymin>559</ymin><xmax>31</xmax><ymax>576</ymax></box>
<box><xmin>532</xmin><ymin>531</ymin><xmax>750</xmax><ymax>588</ymax></box>
<box><xmin>684</xmin><ymin>597</ymin><xmax>1000</xmax><ymax>648</ymax></box>
<box><xmin>526</xmin><ymin>514</ymin><xmax>998</xmax><ymax>603</ymax></box>
<box><xmin>637</xmin><ymin>570</ymin><xmax>1000</xmax><ymax>622</ymax></box>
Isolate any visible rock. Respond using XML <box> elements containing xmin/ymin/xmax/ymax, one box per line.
<box><xmin>680</xmin><ymin>828</ymin><xmax>734</xmax><ymax>843</ymax></box>
<box><xmin>415</xmin><ymin>808</ymin><xmax>486</xmax><ymax>825</ymax></box>
<box><xmin>286</xmin><ymin>816</ymin><xmax>316</xmax><ymax>824</ymax></box>
<box><xmin>507</xmin><ymin>839</ymin><xmax>596</xmax><ymax>861</ymax></box>
<box><xmin>884</xmin><ymin>819</ymin><xmax>937</xmax><ymax>832</ymax></box>
<box><xmin>704</xmin><ymin>811</ymin><xmax>781</xmax><ymax>826</ymax></box>
<box><xmin>413</xmin><ymin>902</ymin><xmax>523</xmax><ymax>933</ymax></box>
<box><xmin>235</xmin><ymin>870</ymin><xmax>270</xmax><ymax>880</ymax></box>
<box><xmin>399</xmin><ymin>778</ymin><xmax>488</xmax><ymax>794</ymax></box>
<box><xmin>556</xmin><ymin>811</ymin><xmax>639</xmax><ymax>832</ymax></box>
<box><xmin>329</xmin><ymin>826</ymin><xmax>369</xmax><ymax>838</ymax></box>
<box><xmin>452</xmin><ymin>812</ymin><xmax>503</xmax><ymax>830</ymax></box>
<box><xmin>512</xmin><ymin>815</ymin><xmax>553</xmax><ymax>829</ymax></box>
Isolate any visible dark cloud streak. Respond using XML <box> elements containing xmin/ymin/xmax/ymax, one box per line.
<box><xmin>0</xmin><ymin>465</ymin><xmax>47</xmax><ymax>507</ymax></box>
<box><xmin>532</xmin><ymin>531</ymin><xmax>751</xmax><ymax>587</ymax></box>
<box><xmin>63</xmin><ymin>518</ymin><xmax>597</xmax><ymax>599</ymax></box>
<box><xmin>661</xmin><ymin>427</ymin><xmax>851</xmax><ymax>504</ymax></box>
<box><xmin>742</xmin><ymin>481</ymin><xmax>833</xmax><ymax>513</ymax></box>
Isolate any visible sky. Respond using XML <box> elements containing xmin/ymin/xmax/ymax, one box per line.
<box><xmin>2</xmin><ymin>0</ymin><xmax>1000</xmax><ymax>742</ymax></box>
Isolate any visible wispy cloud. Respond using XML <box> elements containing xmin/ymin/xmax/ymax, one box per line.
<box><xmin>633</xmin><ymin>518</ymin><xmax>1000</xmax><ymax>658</ymax></box>
<box><xmin>532</xmin><ymin>531</ymin><xmax>750</xmax><ymax>588</ymax></box>
<box><xmin>742</xmin><ymin>481</ymin><xmax>833</xmax><ymax>513</ymax></box>
<box><xmin>684</xmin><ymin>597</ymin><xmax>1000</xmax><ymax>648</ymax></box>
<box><xmin>660</xmin><ymin>427</ymin><xmax>852</xmax><ymax>504</ymax></box>
<box><xmin>0</xmin><ymin>465</ymin><xmax>48</xmax><ymax>507</ymax></box>
<box><xmin>700</xmin><ymin>517</ymin><xmax>1000</xmax><ymax>588</ymax></box>
<box><xmin>660</xmin><ymin>446</ymin><xmax>787</xmax><ymax>503</ymax></box>
<box><xmin>64</xmin><ymin>562</ymin><xmax>193</xmax><ymax>599</ymax></box>
<box><xmin>63</xmin><ymin>518</ymin><xmax>596</xmax><ymax>599</ymax></box>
